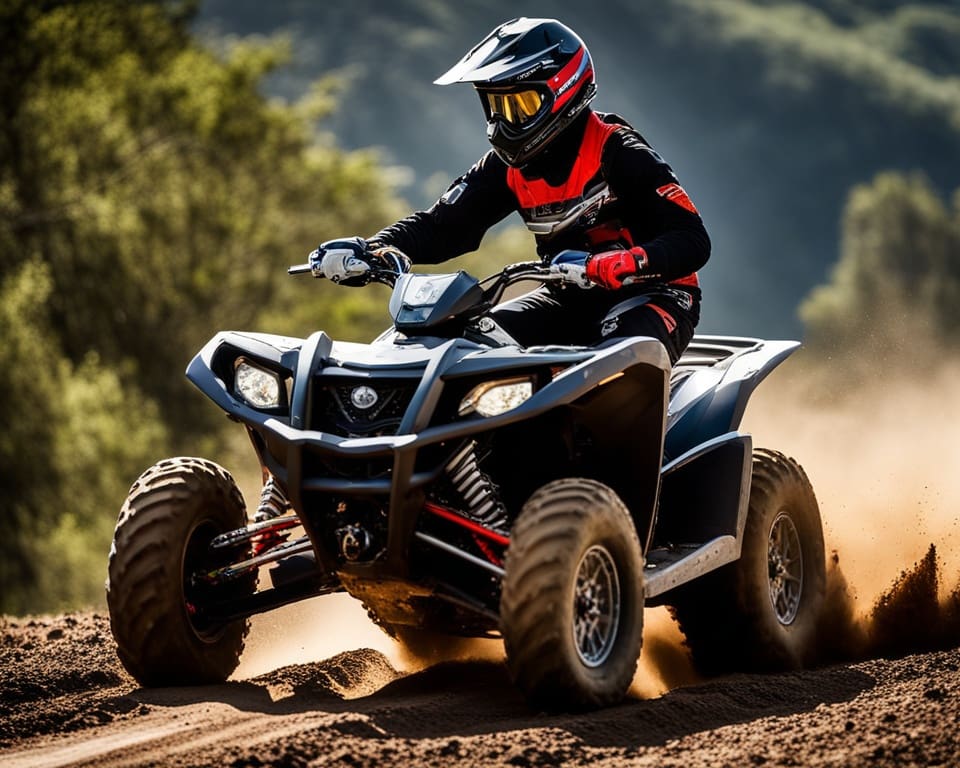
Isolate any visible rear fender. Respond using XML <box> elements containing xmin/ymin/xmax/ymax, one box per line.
<box><xmin>664</xmin><ymin>337</ymin><xmax>799</xmax><ymax>461</ymax></box>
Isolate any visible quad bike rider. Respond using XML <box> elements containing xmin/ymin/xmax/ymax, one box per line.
<box><xmin>317</xmin><ymin>17</ymin><xmax>709</xmax><ymax>362</ymax></box>
<box><xmin>106</xmin><ymin>18</ymin><xmax>825</xmax><ymax>711</ymax></box>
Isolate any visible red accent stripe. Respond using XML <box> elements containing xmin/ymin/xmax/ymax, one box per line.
<box><xmin>552</xmin><ymin>64</ymin><xmax>592</xmax><ymax>113</ymax></box>
<box><xmin>648</xmin><ymin>303</ymin><xmax>678</xmax><ymax>333</ymax></box>
<box><xmin>549</xmin><ymin>47</ymin><xmax>585</xmax><ymax>91</ymax></box>
<box><xmin>670</xmin><ymin>273</ymin><xmax>700</xmax><ymax>287</ymax></box>
<box><xmin>423</xmin><ymin>501</ymin><xmax>510</xmax><ymax>546</ymax></box>
<box><xmin>472</xmin><ymin>535</ymin><xmax>504</xmax><ymax>566</ymax></box>
<box><xmin>656</xmin><ymin>183</ymin><xmax>699</xmax><ymax>215</ymax></box>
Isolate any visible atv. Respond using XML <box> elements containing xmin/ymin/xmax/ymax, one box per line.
<box><xmin>107</xmin><ymin>253</ymin><xmax>825</xmax><ymax>710</ymax></box>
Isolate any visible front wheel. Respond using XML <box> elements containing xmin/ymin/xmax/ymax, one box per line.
<box><xmin>106</xmin><ymin>457</ymin><xmax>254</xmax><ymax>686</ymax></box>
<box><xmin>500</xmin><ymin>478</ymin><xmax>645</xmax><ymax>711</ymax></box>
<box><xmin>671</xmin><ymin>449</ymin><xmax>826</xmax><ymax>674</ymax></box>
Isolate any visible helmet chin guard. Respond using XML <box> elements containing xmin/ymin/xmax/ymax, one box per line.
<box><xmin>435</xmin><ymin>18</ymin><xmax>597</xmax><ymax>167</ymax></box>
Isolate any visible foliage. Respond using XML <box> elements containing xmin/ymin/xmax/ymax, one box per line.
<box><xmin>0</xmin><ymin>260</ymin><xmax>61</xmax><ymax>608</ymax></box>
<box><xmin>0</xmin><ymin>0</ymin><xmax>403</xmax><ymax>612</ymax></box>
<box><xmin>1</xmin><ymin>0</ymin><xmax>402</xmax><ymax>439</ymax></box>
<box><xmin>800</xmin><ymin>172</ymin><xmax>960</xmax><ymax>358</ymax></box>
<box><xmin>0</xmin><ymin>260</ymin><xmax>166</xmax><ymax>613</ymax></box>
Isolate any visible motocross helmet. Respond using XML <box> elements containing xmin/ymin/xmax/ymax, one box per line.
<box><xmin>434</xmin><ymin>18</ymin><xmax>597</xmax><ymax>168</ymax></box>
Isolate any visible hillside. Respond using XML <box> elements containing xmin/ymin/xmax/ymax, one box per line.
<box><xmin>196</xmin><ymin>0</ymin><xmax>960</xmax><ymax>335</ymax></box>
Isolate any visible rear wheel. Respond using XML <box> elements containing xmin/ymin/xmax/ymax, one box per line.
<box><xmin>500</xmin><ymin>478</ymin><xmax>644</xmax><ymax>711</ymax></box>
<box><xmin>107</xmin><ymin>457</ymin><xmax>254</xmax><ymax>686</ymax></box>
<box><xmin>671</xmin><ymin>449</ymin><xmax>825</xmax><ymax>674</ymax></box>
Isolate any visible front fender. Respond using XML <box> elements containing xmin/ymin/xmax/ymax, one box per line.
<box><xmin>185</xmin><ymin>330</ymin><xmax>308</xmax><ymax>429</ymax></box>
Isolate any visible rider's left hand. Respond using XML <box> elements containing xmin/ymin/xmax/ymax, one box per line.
<box><xmin>310</xmin><ymin>237</ymin><xmax>374</xmax><ymax>285</ymax></box>
<box><xmin>309</xmin><ymin>237</ymin><xmax>412</xmax><ymax>286</ymax></box>
<box><xmin>585</xmin><ymin>246</ymin><xmax>649</xmax><ymax>290</ymax></box>
<box><xmin>368</xmin><ymin>244</ymin><xmax>412</xmax><ymax>278</ymax></box>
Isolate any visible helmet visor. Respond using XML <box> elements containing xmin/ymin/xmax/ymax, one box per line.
<box><xmin>483</xmin><ymin>89</ymin><xmax>544</xmax><ymax>126</ymax></box>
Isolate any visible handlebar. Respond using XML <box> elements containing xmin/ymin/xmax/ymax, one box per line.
<box><xmin>286</xmin><ymin>257</ymin><xmax>402</xmax><ymax>287</ymax></box>
<box><xmin>481</xmin><ymin>252</ymin><xmax>593</xmax><ymax>298</ymax></box>
<box><xmin>287</xmin><ymin>249</ymin><xmax>594</xmax><ymax>297</ymax></box>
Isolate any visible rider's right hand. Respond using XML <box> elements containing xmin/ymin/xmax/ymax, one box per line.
<box><xmin>309</xmin><ymin>237</ymin><xmax>374</xmax><ymax>286</ymax></box>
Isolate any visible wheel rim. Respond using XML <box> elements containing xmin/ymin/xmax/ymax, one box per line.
<box><xmin>182</xmin><ymin>519</ymin><xmax>226</xmax><ymax>642</ymax></box>
<box><xmin>768</xmin><ymin>511</ymin><xmax>803</xmax><ymax>625</ymax></box>
<box><xmin>573</xmin><ymin>544</ymin><xmax>621</xmax><ymax>667</ymax></box>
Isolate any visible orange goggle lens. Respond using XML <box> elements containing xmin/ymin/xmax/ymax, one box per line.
<box><xmin>484</xmin><ymin>89</ymin><xmax>544</xmax><ymax>125</ymax></box>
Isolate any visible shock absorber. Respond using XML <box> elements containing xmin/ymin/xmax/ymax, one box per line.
<box><xmin>445</xmin><ymin>440</ymin><xmax>509</xmax><ymax>532</ymax></box>
<box><xmin>255</xmin><ymin>475</ymin><xmax>289</xmax><ymax>522</ymax></box>
<box><xmin>252</xmin><ymin>474</ymin><xmax>293</xmax><ymax>555</ymax></box>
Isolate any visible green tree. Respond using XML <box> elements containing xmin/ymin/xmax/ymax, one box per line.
<box><xmin>0</xmin><ymin>260</ymin><xmax>167</xmax><ymax>613</ymax></box>
<box><xmin>0</xmin><ymin>0</ymin><xmax>406</xmax><ymax>611</ymax></box>
<box><xmin>0</xmin><ymin>260</ymin><xmax>62</xmax><ymax>607</ymax></box>
<box><xmin>0</xmin><ymin>0</ymin><xmax>403</xmax><ymax>441</ymax></box>
<box><xmin>801</xmin><ymin>172</ymin><xmax>960</xmax><ymax>356</ymax></box>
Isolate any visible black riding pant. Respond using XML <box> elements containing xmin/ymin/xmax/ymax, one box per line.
<box><xmin>490</xmin><ymin>285</ymin><xmax>699</xmax><ymax>364</ymax></box>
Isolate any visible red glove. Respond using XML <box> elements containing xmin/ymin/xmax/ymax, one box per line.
<box><xmin>585</xmin><ymin>247</ymin><xmax>649</xmax><ymax>289</ymax></box>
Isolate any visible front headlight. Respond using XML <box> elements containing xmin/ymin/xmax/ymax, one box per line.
<box><xmin>409</xmin><ymin>278</ymin><xmax>447</xmax><ymax>306</ymax></box>
<box><xmin>458</xmin><ymin>377</ymin><xmax>534</xmax><ymax>417</ymax></box>
<box><xmin>234</xmin><ymin>360</ymin><xmax>282</xmax><ymax>409</ymax></box>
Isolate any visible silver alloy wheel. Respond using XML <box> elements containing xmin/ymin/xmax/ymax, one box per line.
<box><xmin>573</xmin><ymin>544</ymin><xmax>621</xmax><ymax>667</ymax></box>
<box><xmin>768</xmin><ymin>511</ymin><xmax>803</xmax><ymax>625</ymax></box>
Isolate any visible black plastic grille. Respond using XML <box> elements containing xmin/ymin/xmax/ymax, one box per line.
<box><xmin>311</xmin><ymin>377</ymin><xmax>419</xmax><ymax>437</ymax></box>
<box><xmin>302</xmin><ymin>451</ymin><xmax>395</xmax><ymax>481</ymax></box>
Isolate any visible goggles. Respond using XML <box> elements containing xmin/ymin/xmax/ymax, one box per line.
<box><xmin>482</xmin><ymin>89</ymin><xmax>544</xmax><ymax>126</ymax></box>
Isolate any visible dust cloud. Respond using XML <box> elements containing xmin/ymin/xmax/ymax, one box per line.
<box><xmin>631</xmin><ymin>607</ymin><xmax>701</xmax><ymax>697</ymax></box>
<box><xmin>744</xmin><ymin>355</ymin><xmax>960</xmax><ymax>657</ymax></box>
<box><xmin>235</xmin><ymin>593</ymin><xmax>506</xmax><ymax>682</ymax></box>
<box><xmin>235</xmin><ymin>594</ymin><xmax>399</xmax><ymax>680</ymax></box>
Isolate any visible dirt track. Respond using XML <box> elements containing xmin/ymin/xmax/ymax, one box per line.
<box><xmin>2</xmin><ymin>603</ymin><xmax>959</xmax><ymax>768</ymax></box>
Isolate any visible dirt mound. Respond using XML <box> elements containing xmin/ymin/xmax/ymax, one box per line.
<box><xmin>250</xmin><ymin>648</ymin><xmax>400</xmax><ymax>700</ymax></box>
<box><xmin>0</xmin><ymin>613</ymin><xmax>142</xmax><ymax>749</ymax></box>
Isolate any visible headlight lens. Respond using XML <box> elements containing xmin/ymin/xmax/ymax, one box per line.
<box><xmin>410</xmin><ymin>278</ymin><xmax>446</xmax><ymax>305</ymax></box>
<box><xmin>234</xmin><ymin>360</ymin><xmax>282</xmax><ymax>409</ymax></box>
<box><xmin>459</xmin><ymin>377</ymin><xmax>534</xmax><ymax>417</ymax></box>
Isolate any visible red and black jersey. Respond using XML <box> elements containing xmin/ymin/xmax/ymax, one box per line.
<box><xmin>371</xmin><ymin>109</ymin><xmax>710</xmax><ymax>294</ymax></box>
<box><xmin>505</xmin><ymin>112</ymin><xmax>621</xmax><ymax>240</ymax></box>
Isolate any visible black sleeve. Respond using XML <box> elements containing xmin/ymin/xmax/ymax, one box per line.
<box><xmin>370</xmin><ymin>150</ymin><xmax>516</xmax><ymax>265</ymax></box>
<box><xmin>601</xmin><ymin>130</ymin><xmax>711</xmax><ymax>281</ymax></box>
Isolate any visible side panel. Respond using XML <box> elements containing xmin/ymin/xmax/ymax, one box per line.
<box><xmin>655</xmin><ymin>433</ymin><xmax>752</xmax><ymax>547</ymax></box>
<box><xmin>644</xmin><ymin>432</ymin><xmax>753</xmax><ymax>600</ymax></box>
